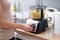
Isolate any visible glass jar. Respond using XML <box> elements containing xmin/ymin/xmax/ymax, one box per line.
<box><xmin>30</xmin><ymin>5</ymin><xmax>41</xmax><ymax>20</ymax></box>
<box><xmin>30</xmin><ymin>5</ymin><xmax>46</xmax><ymax>20</ymax></box>
<box><xmin>45</xmin><ymin>27</ymin><xmax>54</xmax><ymax>38</ymax></box>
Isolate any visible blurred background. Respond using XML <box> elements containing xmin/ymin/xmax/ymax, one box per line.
<box><xmin>9</xmin><ymin>0</ymin><xmax>60</xmax><ymax>23</ymax></box>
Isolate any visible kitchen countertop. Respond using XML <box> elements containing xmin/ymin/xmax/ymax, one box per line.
<box><xmin>15</xmin><ymin>29</ymin><xmax>60</xmax><ymax>40</ymax></box>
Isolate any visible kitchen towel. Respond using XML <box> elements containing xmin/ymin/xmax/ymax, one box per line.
<box><xmin>54</xmin><ymin>12</ymin><xmax>60</xmax><ymax>35</ymax></box>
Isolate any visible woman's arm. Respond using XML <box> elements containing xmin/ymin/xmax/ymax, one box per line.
<box><xmin>0</xmin><ymin>20</ymin><xmax>23</xmax><ymax>29</ymax></box>
<box><xmin>0</xmin><ymin>20</ymin><xmax>33</xmax><ymax>31</ymax></box>
<box><xmin>0</xmin><ymin>0</ymin><xmax>33</xmax><ymax>32</ymax></box>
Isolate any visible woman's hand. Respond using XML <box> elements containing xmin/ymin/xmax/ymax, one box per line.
<box><xmin>22</xmin><ymin>24</ymin><xmax>33</xmax><ymax>32</ymax></box>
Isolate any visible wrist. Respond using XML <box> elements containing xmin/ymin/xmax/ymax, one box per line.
<box><xmin>17</xmin><ymin>23</ymin><xmax>25</xmax><ymax>29</ymax></box>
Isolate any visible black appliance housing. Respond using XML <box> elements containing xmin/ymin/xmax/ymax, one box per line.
<box><xmin>31</xmin><ymin>7</ymin><xmax>48</xmax><ymax>34</ymax></box>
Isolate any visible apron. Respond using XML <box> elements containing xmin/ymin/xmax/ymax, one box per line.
<box><xmin>0</xmin><ymin>0</ymin><xmax>14</xmax><ymax>40</ymax></box>
<box><xmin>0</xmin><ymin>12</ymin><xmax>14</xmax><ymax>40</ymax></box>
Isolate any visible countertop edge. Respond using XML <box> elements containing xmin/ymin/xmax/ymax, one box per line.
<box><xmin>15</xmin><ymin>29</ymin><xmax>49</xmax><ymax>40</ymax></box>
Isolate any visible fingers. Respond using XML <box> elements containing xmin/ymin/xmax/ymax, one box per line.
<box><xmin>29</xmin><ymin>27</ymin><xmax>33</xmax><ymax>32</ymax></box>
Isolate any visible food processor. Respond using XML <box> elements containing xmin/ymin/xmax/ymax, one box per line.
<box><xmin>26</xmin><ymin>0</ymin><xmax>48</xmax><ymax>34</ymax></box>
